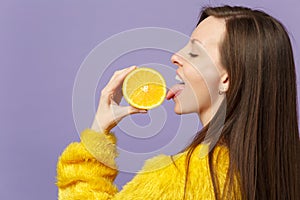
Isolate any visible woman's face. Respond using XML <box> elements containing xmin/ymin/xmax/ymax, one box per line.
<box><xmin>167</xmin><ymin>16</ymin><xmax>229</xmax><ymax>125</ymax></box>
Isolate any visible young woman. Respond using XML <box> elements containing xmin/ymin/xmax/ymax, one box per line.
<box><xmin>56</xmin><ymin>6</ymin><xmax>300</xmax><ymax>199</ymax></box>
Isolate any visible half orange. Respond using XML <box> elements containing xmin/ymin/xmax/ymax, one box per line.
<box><xmin>122</xmin><ymin>67</ymin><xmax>166</xmax><ymax>109</ymax></box>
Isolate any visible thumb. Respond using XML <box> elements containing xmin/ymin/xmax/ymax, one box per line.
<box><xmin>127</xmin><ymin>106</ymin><xmax>148</xmax><ymax>115</ymax></box>
<box><xmin>111</xmin><ymin>105</ymin><xmax>147</xmax><ymax>123</ymax></box>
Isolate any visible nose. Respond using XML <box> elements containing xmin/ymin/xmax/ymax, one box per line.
<box><xmin>171</xmin><ymin>52</ymin><xmax>183</xmax><ymax>68</ymax></box>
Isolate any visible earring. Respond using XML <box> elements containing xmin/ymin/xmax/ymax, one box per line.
<box><xmin>218</xmin><ymin>87</ymin><xmax>226</xmax><ymax>95</ymax></box>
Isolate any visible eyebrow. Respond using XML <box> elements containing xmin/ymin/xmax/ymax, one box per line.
<box><xmin>190</xmin><ymin>38</ymin><xmax>206</xmax><ymax>51</ymax></box>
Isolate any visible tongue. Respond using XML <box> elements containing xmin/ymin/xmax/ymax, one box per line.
<box><xmin>166</xmin><ymin>84</ymin><xmax>185</xmax><ymax>100</ymax></box>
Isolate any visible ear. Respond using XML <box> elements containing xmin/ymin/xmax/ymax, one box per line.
<box><xmin>219</xmin><ymin>73</ymin><xmax>229</xmax><ymax>93</ymax></box>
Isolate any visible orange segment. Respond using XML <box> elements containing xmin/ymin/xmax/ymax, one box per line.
<box><xmin>122</xmin><ymin>67</ymin><xmax>166</xmax><ymax>109</ymax></box>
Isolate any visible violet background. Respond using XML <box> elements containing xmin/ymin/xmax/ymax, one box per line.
<box><xmin>0</xmin><ymin>0</ymin><xmax>299</xmax><ymax>199</ymax></box>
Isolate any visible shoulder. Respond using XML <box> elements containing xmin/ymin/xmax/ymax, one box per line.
<box><xmin>190</xmin><ymin>144</ymin><xmax>230</xmax><ymax>176</ymax></box>
<box><xmin>116</xmin><ymin>153</ymin><xmax>187</xmax><ymax>199</ymax></box>
<box><xmin>119</xmin><ymin>144</ymin><xmax>230</xmax><ymax>199</ymax></box>
<box><xmin>139</xmin><ymin>144</ymin><xmax>229</xmax><ymax>173</ymax></box>
<box><xmin>140</xmin><ymin>152</ymin><xmax>186</xmax><ymax>174</ymax></box>
<box><xmin>186</xmin><ymin>144</ymin><xmax>230</xmax><ymax>198</ymax></box>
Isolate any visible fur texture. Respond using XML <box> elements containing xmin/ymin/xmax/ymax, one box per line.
<box><xmin>56</xmin><ymin>129</ymin><xmax>233</xmax><ymax>199</ymax></box>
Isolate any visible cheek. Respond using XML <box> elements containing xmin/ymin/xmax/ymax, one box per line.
<box><xmin>186</xmin><ymin>51</ymin><xmax>221</xmax><ymax>94</ymax></box>
<box><xmin>186</xmin><ymin>64</ymin><xmax>220</xmax><ymax>89</ymax></box>
<box><xmin>194</xmin><ymin>78</ymin><xmax>211</xmax><ymax>106</ymax></box>
<box><xmin>203</xmin><ymin>69</ymin><xmax>220</xmax><ymax>101</ymax></box>
<box><xmin>196</xmin><ymin>64</ymin><xmax>220</xmax><ymax>89</ymax></box>
<box><xmin>186</xmin><ymin>66</ymin><xmax>220</xmax><ymax>104</ymax></box>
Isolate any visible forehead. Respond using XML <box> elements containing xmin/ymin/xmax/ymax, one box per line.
<box><xmin>191</xmin><ymin>16</ymin><xmax>226</xmax><ymax>48</ymax></box>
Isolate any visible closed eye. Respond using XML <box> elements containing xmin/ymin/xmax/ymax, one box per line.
<box><xmin>188</xmin><ymin>52</ymin><xmax>198</xmax><ymax>58</ymax></box>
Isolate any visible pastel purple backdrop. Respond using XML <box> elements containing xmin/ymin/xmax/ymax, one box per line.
<box><xmin>1</xmin><ymin>0</ymin><xmax>299</xmax><ymax>199</ymax></box>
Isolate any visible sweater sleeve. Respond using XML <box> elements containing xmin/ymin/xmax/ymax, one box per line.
<box><xmin>56</xmin><ymin>129</ymin><xmax>185</xmax><ymax>200</ymax></box>
<box><xmin>56</xmin><ymin>129</ymin><xmax>120</xmax><ymax>199</ymax></box>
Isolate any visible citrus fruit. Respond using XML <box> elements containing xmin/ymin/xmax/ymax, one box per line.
<box><xmin>122</xmin><ymin>67</ymin><xmax>166</xmax><ymax>109</ymax></box>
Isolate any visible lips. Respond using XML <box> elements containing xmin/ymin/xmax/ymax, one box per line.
<box><xmin>166</xmin><ymin>73</ymin><xmax>185</xmax><ymax>100</ymax></box>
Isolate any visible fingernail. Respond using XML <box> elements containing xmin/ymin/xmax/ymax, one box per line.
<box><xmin>139</xmin><ymin>110</ymin><xmax>147</xmax><ymax>113</ymax></box>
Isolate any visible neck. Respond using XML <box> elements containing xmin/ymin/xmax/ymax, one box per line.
<box><xmin>198</xmin><ymin>95</ymin><xmax>225</xmax><ymax>127</ymax></box>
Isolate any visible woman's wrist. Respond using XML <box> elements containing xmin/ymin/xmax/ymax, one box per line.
<box><xmin>91</xmin><ymin>117</ymin><xmax>105</xmax><ymax>133</ymax></box>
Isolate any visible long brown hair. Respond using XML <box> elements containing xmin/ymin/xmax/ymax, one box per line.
<box><xmin>183</xmin><ymin>6</ymin><xmax>300</xmax><ymax>199</ymax></box>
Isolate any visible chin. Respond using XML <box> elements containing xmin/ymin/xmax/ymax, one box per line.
<box><xmin>174</xmin><ymin>102</ymin><xmax>199</xmax><ymax>115</ymax></box>
<box><xmin>174</xmin><ymin>103</ymin><xmax>191</xmax><ymax>115</ymax></box>
<box><xmin>174</xmin><ymin>109</ymin><xmax>183</xmax><ymax>115</ymax></box>
<box><xmin>174</xmin><ymin>103</ymin><xmax>183</xmax><ymax>115</ymax></box>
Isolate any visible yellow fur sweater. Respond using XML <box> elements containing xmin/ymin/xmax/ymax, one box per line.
<box><xmin>56</xmin><ymin>129</ymin><xmax>233</xmax><ymax>199</ymax></box>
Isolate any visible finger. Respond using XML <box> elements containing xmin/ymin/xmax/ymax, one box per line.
<box><xmin>105</xmin><ymin>66</ymin><xmax>136</xmax><ymax>92</ymax></box>
<box><xmin>112</xmin><ymin>85</ymin><xmax>123</xmax><ymax>104</ymax></box>
<box><xmin>101</xmin><ymin>66</ymin><xmax>137</xmax><ymax>105</ymax></box>
<box><xmin>127</xmin><ymin>106</ymin><xmax>148</xmax><ymax>115</ymax></box>
<box><xmin>111</xmin><ymin>105</ymin><xmax>147</xmax><ymax>122</ymax></box>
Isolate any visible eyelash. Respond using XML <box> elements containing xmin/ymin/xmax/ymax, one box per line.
<box><xmin>188</xmin><ymin>52</ymin><xmax>198</xmax><ymax>58</ymax></box>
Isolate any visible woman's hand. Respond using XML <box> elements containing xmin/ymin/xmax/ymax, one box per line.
<box><xmin>91</xmin><ymin>66</ymin><xmax>147</xmax><ymax>133</ymax></box>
